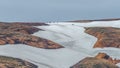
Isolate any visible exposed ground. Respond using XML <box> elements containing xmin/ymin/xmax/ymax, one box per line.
<box><xmin>85</xmin><ymin>27</ymin><xmax>120</xmax><ymax>48</ymax></box>
<box><xmin>71</xmin><ymin>53</ymin><xmax>119</xmax><ymax>68</ymax></box>
<box><xmin>0</xmin><ymin>56</ymin><xmax>38</xmax><ymax>68</ymax></box>
<box><xmin>0</xmin><ymin>22</ymin><xmax>63</xmax><ymax>49</ymax></box>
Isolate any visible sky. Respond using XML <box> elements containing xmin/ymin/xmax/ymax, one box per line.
<box><xmin>0</xmin><ymin>0</ymin><xmax>120</xmax><ymax>22</ymax></box>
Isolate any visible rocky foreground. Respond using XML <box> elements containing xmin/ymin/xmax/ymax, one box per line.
<box><xmin>0</xmin><ymin>56</ymin><xmax>37</xmax><ymax>68</ymax></box>
<box><xmin>85</xmin><ymin>27</ymin><xmax>120</xmax><ymax>48</ymax></box>
<box><xmin>0</xmin><ymin>22</ymin><xmax>63</xmax><ymax>49</ymax></box>
<box><xmin>71</xmin><ymin>53</ymin><xmax>120</xmax><ymax>68</ymax></box>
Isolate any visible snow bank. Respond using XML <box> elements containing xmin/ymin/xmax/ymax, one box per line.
<box><xmin>33</xmin><ymin>20</ymin><xmax>120</xmax><ymax>67</ymax></box>
<box><xmin>0</xmin><ymin>44</ymin><xmax>88</xmax><ymax>68</ymax></box>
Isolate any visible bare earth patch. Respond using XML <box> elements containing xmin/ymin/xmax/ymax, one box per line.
<box><xmin>0</xmin><ymin>22</ymin><xmax>63</xmax><ymax>49</ymax></box>
<box><xmin>71</xmin><ymin>53</ymin><xmax>119</xmax><ymax>68</ymax></box>
<box><xmin>0</xmin><ymin>56</ymin><xmax>38</xmax><ymax>68</ymax></box>
<box><xmin>85</xmin><ymin>27</ymin><xmax>120</xmax><ymax>48</ymax></box>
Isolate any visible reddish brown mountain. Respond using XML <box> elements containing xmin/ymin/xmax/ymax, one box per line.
<box><xmin>13</xmin><ymin>22</ymin><xmax>48</xmax><ymax>26</ymax></box>
<box><xmin>0</xmin><ymin>22</ymin><xmax>63</xmax><ymax>49</ymax></box>
<box><xmin>0</xmin><ymin>56</ymin><xmax>38</xmax><ymax>68</ymax></box>
<box><xmin>85</xmin><ymin>27</ymin><xmax>120</xmax><ymax>48</ymax></box>
<box><xmin>71</xmin><ymin>53</ymin><xmax>119</xmax><ymax>68</ymax></box>
<box><xmin>95</xmin><ymin>53</ymin><xmax>120</xmax><ymax>64</ymax></box>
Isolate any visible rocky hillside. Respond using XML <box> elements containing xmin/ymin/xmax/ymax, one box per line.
<box><xmin>0</xmin><ymin>22</ymin><xmax>63</xmax><ymax>49</ymax></box>
<box><xmin>95</xmin><ymin>53</ymin><xmax>120</xmax><ymax>64</ymax></box>
<box><xmin>71</xmin><ymin>53</ymin><xmax>119</xmax><ymax>68</ymax></box>
<box><xmin>0</xmin><ymin>56</ymin><xmax>37</xmax><ymax>68</ymax></box>
<box><xmin>85</xmin><ymin>27</ymin><xmax>120</xmax><ymax>48</ymax></box>
<box><xmin>12</xmin><ymin>22</ymin><xmax>48</xmax><ymax>26</ymax></box>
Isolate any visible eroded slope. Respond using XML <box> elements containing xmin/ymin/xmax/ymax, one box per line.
<box><xmin>0</xmin><ymin>56</ymin><xmax>37</xmax><ymax>68</ymax></box>
<box><xmin>0</xmin><ymin>22</ymin><xmax>63</xmax><ymax>49</ymax></box>
<box><xmin>85</xmin><ymin>27</ymin><xmax>120</xmax><ymax>48</ymax></box>
<box><xmin>71</xmin><ymin>53</ymin><xmax>119</xmax><ymax>68</ymax></box>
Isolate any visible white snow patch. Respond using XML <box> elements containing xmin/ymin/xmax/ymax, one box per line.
<box><xmin>0</xmin><ymin>44</ymin><xmax>88</xmax><ymax>68</ymax></box>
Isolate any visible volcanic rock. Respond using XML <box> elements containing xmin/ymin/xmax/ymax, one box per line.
<box><xmin>71</xmin><ymin>53</ymin><xmax>119</xmax><ymax>68</ymax></box>
<box><xmin>0</xmin><ymin>39</ymin><xmax>6</xmax><ymax>45</ymax></box>
<box><xmin>95</xmin><ymin>53</ymin><xmax>120</xmax><ymax>64</ymax></box>
<box><xmin>85</xmin><ymin>27</ymin><xmax>120</xmax><ymax>48</ymax></box>
<box><xmin>0</xmin><ymin>22</ymin><xmax>63</xmax><ymax>49</ymax></box>
<box><xmin>13</xmin><ymin>22</ymin><xmax>48</xmax><ymax>26</ymax></box>
<box><xmin>0</xmin><ymin>56</ymin><xmax>38</xmax><ymax>68</ymax></box>
<box><xmin>71</xmin><ymin>57</ymin><xmax>119</xmax><ymax>68</ymax></box>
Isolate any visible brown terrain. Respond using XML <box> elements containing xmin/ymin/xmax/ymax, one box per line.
<box><xmin>0</xmin><ymin>56</ymin><xmax>37</xmax><ymax>68</ymax></box>
<box><xmin>85</xmin><ymin>27</ymin><xmax>120</xmax><ymax>48</ymax></box>
<box><xmin>95</xmin><ymin>53</ymin><xmax>120</xmax><ymax>64</ymax></box>
<box><xmin>71</xmin><ymin>53</ymin><xmax>120</xmax><ymax>68</ymax></box>
<box><xmin>12</xmin><ymin>22</ymin><xmax>48</xmax><ymax>26</ymax></box>
<box><xmin>69</xmin><ymin>18</ymin><xmax>120</xmax><ymax>23</ymax></box>
<box><xmin>0</xmin><ymin>22</ymin><xmax>63</xmax><ymax>49</ymax></box>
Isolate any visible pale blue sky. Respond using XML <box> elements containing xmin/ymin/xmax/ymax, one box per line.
<box><xmin>0</xmin><ymin>0</ymin><xmax>120</xmax><ymax>22</ymax></box>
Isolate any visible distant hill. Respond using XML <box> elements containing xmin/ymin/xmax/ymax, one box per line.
<box><xmin>69</xmin><ymin>18</ymin><xmax>120</xmax><ymax>23</ymax></box>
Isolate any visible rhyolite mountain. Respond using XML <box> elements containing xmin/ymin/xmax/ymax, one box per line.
<box><xmin>0</xmin><ymin>56</ymin><xmax>38</xmax><ymax>68</ymax></box>
<box><xmin>0</xmin><ymin>22</ymin><xmax>63</xmax><ymax>49</ymax></box>
<box><xmin>85</xmin><ymin>27</ymin><xmax>120</xmax><ymax>48</ymax></box>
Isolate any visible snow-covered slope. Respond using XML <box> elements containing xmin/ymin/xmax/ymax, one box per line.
<box><xmin>0</xmin><ymin>20</ymin><xmax>120</xmax><ymax>68</ymax></box>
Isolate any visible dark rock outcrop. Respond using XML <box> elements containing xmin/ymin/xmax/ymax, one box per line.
<box><xmin>71</xmin><ymin>53</ymin><xmax>119</xmax><ymax>68</ymax></box>
<box><xmin>95</xmin><ymin>53</ymin><xmax>120</xmax><ymax>64</ymax></box>
<box><xmin>0</xmin><ymin>56</ymin><xmax>38</xmax><ymax>68</ymax></box>
<box><xmin>71</xmin><ymin>57</ymin><xmax>119</xmax><ymax>68</ymax></box>
<box><xmin>0</xmin><ymin>22</ymin><xmax>63</xmax><ymax>49</ymax></box>
<box><xmin>85</xmin><ymin>27</ymin><xmax>120</xmax><ymax>48</ymax></box>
